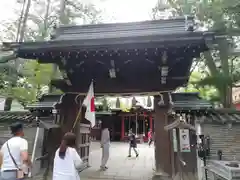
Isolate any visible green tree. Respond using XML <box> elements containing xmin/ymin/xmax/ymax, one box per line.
<box><xmin>12</xmin><ymin>61</ymin><xmax>62</xmax><ymax>106</ymax></box>
<box><xmin>177</xmin><ymin>71</ymin><xmax>219</xmax><ymax>102</ymax></box>
<box><xmin>152</xmin><ymin>0</ymin><xmax>240</xmax><ymax>107</ymax></box>
<box><xmin>1</xmin><ymin>0</ymin><xmax>102</xmax><ymax>106</ymax></box>
<box><xmin>0</xmin><ymin>0</ymin><xmax>33</xmax><ymax>107</ymax></box>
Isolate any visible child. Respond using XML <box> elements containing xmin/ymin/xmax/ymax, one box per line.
<box><xmin>148</xmin><ymin>129</ymin><xmax>153</xmax><ymax>147</ymax></box>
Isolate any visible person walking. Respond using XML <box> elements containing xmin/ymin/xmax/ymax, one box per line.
<box><xmin>128</xmin><ymin>129</ymin><xmax>139</xmax><ymax>157</ymax></box>
<box><xmin>100</xmin><ymin>123</ymin><xmax>110</xmax><ymax>171</ymax></box>
<box><xmin>0</xmin><ymin>122</ymin><xmax>31</xmax><ymax>180</ymax></box>
<box><xmin>148</xmin><ymin>129</ymin><xmax>153</xmax><ymax>147</ymax></box>
<box><xmin>53</xmin><ymin>132</ymin><xmax>83</xmax><ymax>180</ymax></box>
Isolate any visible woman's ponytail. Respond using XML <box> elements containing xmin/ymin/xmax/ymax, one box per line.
<box><xmin>58</xmin><ymin>132</ymin><xmax>77</xmax><ymax>159</ymax></box>
<box><xmin>59</xmin><ymin>139</ymin><xmax>67</xmax><ymax>159</ymax></box>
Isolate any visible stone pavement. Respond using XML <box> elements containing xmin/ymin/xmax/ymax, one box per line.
<box><xmin>80</xmin><ymin>142</ymin><xmax>155</xmax><ymax>180</ymax></box>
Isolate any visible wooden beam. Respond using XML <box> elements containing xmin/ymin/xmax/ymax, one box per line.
<box><xmin>153</xmin><ymin>94</ymin><xmax>172</xmax><ymax>178</ymax></box>
<box><xmin>52</xmin><ymin>76</ymin><xmax>187</xmax><ymax>94</ymax></box>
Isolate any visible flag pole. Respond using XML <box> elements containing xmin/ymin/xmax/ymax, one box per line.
<box><xmin>28</xmin><ymin>116</ymin><xmax>40</xmax><ymax>177</ymax></box>
<box><xmin>71</xmin><ymin>79</ymin><xmax>94</xmax><ymax>131</ymax></box>
<box><xmin>71</xmin><ymin>103</ymin><xmax>83</xmax><ymax>131</ymax></box>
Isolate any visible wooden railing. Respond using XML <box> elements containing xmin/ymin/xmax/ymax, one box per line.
<box><xmin>77</xmin><ymin>123</ymin><xmax>91</xmax><ymax>170</ymax></box>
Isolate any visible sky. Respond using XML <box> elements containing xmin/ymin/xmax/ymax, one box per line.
<box><xmin>91</xmin><ymin>0</ymin><xmax>158</xmax><ymax>22</ymax></box>
<box><xmin>0</xmin><ymin>0</ymin><xmax>158</xmax><ymax>23</ymax></box>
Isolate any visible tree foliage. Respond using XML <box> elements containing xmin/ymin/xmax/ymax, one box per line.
<box><xmin>177</xmin><ymin>71</ymin><xmax>219</xmax><ymax>102</ymax></box>
<box><xmin>0</xmin><ymin>0</ymin><xmax>102</xmax><ymax>107</ymax></box>
<box><xmin>153</xmin><ymin>0</ymin><xmax>240</xmax><ymax>107</ymax></box>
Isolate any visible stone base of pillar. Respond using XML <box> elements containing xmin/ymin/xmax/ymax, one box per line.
<box><xmin>152</xmin><ymin>170</ymin><xmax>171</xmax><ymax>180</ymax></box>
<box><xmin>152</xmin><ymin>174</ymin><xmax>171</xmax><ymax>180</ymax></box>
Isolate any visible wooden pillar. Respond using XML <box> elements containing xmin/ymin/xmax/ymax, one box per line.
<box><xmin>153</xmin><ymin>95</ymin><xmax>172</xmax><ymax>180</ymax></box>
<box><xmin>121</xmin><ymin>116</ymin><xmax>125</xmax><ymax>141</ymax></box>
<box><xmin>135</xmin><ymin>113</ymin><xmax>138</xmax><ymax>136</ymax></box>
<box><xmin>195</xmin><ymin>120</ymin><xmax>203</xmax><ymax>180</ymax></box>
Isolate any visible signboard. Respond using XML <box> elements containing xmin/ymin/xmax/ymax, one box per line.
<box><xmin>179</xmin><ymin>129</ymin><xmax>191</xmax><ymax>152</ymax></box>
<box><xmin>173</xmin><ymin>129</ymin><xmax>177</xmax><ymax>152</ymax></box>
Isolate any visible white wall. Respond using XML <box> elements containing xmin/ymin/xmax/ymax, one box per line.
<box><xmin>232</xmin><ymin>83</ymin><xmax>240</xmax><ymax>104</ymax></box>
<box><xmin>0</xmin><ymin>97</ymin><xmax>6</xmax><ymax>111</ymax></box>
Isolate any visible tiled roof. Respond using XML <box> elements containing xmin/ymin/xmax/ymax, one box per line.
<box><xmin>27</xmin><ymin>93</ymin><xmax>213</xmax><ymax>112</ymax></box>
<box><xmin>2</xmin><ymin>16</ymin><xmax>214</xmax><ymax>56</ymax></box>
<box><xmin>197</xmin><ymin>109</ymin><xmax>240</xmax><ymax>124</ymax></box>
<box><xmin>172</xmin><ymin>92</ymin><xmax>213</xmax><ymax>111</ymax></box>
<box><xmin>53</xmin><ymin>17</ymin><xmax>194</xmax><ymax>41</ymax></box>
<box><xmin>25</xmin><ymin>94</ymin><xmax>61</xmax><ymax>110</ymax></box>
<box><xmin>0</xmin><ymin>111</ymin><xmax>34</xmax><ymax>122</ymax></box>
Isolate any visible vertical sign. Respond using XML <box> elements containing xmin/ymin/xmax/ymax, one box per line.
<box><xmin>180</xmin><ymin>129</ymin><xmax>191</xmax><ymax>152</ymax></box>
<box><xmin>173</xmin><ymin>129</ymin><xmax>177</xmax><ymax>152</ymax></box>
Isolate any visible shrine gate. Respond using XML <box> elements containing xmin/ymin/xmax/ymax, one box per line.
<box><xmin>2</xmin><ymin>16</ymin><xmax>215</xmax><ymax>179</ymax></box>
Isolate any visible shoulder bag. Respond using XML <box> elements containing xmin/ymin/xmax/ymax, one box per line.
<box><xmin>6</xmin><ymin>142</ymin><xmax>24</xmax><ymax>179</ymax></box>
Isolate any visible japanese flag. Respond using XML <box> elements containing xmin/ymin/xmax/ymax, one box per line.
<box><xmin>83</xmin><ymin>81</ymin><xmax>96</xmax><ymax>127</ymax></box>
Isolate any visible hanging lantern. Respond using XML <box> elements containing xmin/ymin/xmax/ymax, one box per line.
<box><xmin>143</xmin><ymin>97</ymin><xmax>146</xmax><ymax>106</ymax></box>
<box><xmin>116</xmin><ymin>97</ymin><xmax>120</xmax><ymax>108</ymax></box>
<box><xmin>147</xmin><ymin>96</ymin><xmax>152</xmax><ymax>107</ymax></box>
<box><xmin>102</xmin><ymin>98</ymin><xmax>108</xmax><ymax>111</ymax></box>
<box><xmin>132</xmin><ymin>97</ymin><xmax>137</xmax><ymax>107</ymax></box>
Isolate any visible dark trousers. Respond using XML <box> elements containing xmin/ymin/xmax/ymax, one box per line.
<box><xmin>128</xmin><ymin>145</ymin><xmax>138</xmax><ymax>156</ymax></box>
<box><xmin>148</xmin><ymin>138</ymin><xmax>153</xmax><ymax>146</ymax></box>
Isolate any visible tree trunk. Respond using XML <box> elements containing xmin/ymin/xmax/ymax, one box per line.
<box><xmin>40</xmin><ymin>0</ymin><xmax>56</xmax><ymax>94</ymax></box>
<box><xmin>203</xmin><ymin>39</ymin><xmax>232</xmax><ymax>107</ymax></box>
<box><xmin>49</xmin><ymin>0</ymin><xmax>66</xmax><ymax>93</ymax></box>
<box><xmin>18</xmin><ymin>0</ymin><xmax>31</xmax><ymax>42</ymax></box>
<box><xmin>9</xmin><ymin>0</ymin><xmax>32</xmax><ymax>109</ymax></box>
<box><xmin>218</xmin><ymin>39</ymin><xmax>232</xmax><ymax>107</ymax></box>
<box><xmin>163</xmin><ymin>0</ymin><xmax>233</xmax><ymax>108</ymax></box>
<box><xmin>16</xmin><ymin>0</ymin><xmax>27</xmax><ymax>42</ymax></box>
<box><xmin>59</xmin><ymin>0</ymin><xmax>67</xmax><ymax>24</ymax></box>
<box><xmin>42</xmin><ymin>0</ymin><xmax>51</xmax><ymax>39</ymax></box>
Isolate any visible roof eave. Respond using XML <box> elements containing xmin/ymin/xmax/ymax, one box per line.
<box><xmin>16</xmin><ymin>32</ymin><xmax>208</xmax><ymax>55</ymax></box>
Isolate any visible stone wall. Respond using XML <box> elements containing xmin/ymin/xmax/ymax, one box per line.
<box><xmin>0</xmin><ymin>123</ymin><xmax>36</xmax><ymax>154</ymax></box>
<box><xmin>201</xmin><ymin>123</ymin><xmax>240</xmax><ymax>160</ymax></box>
<box><xmin>0</xmin><ymin>123</ymin><xmax>44</xmax><ymax>176</ymax></box>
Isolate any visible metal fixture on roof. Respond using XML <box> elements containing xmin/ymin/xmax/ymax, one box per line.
<box><xmin>162</xmin><ymin>51</ymin><xmax>168</xmax><ymax>64</ymax></box>
<box><xmin>158</xmin><ymin>93</ymin><xmax>164</xmax><ymax>106</ymax></box>
<box><xmin>168</xmin><ymin>92</ymin><xmax>173</xmax><ymax>106</ymax></box>
<box><xmin>109</xmin><ymin>60</ymin><xmax>116</xmax><ymax>78</ymax></box>
<box><xmin>116</xmin><ymin>97</ymin><xmax>120</xmax><ymax>108</ymax></box>
<box><xmin>184</xmin><ymin>16</ymin><xmax>194</xmax><ymax>31</ymax></box>
<box><xmin>102</xmin><ymin>98</ymin><xmax>108</xmax><ymax>111</ymax></box>
<box><xmin>132</xmin><ymin>97</ymin><xmax>137</xmax><ymax>107</ymax></box>
<box><xmin>161</xmin><ymin>76</ymin><xmax>166</xmax><ymax>84</ymax></box>
<box><xmin>147</xmin><ymin>96</ymin><xmax>152</xmax><ymax>107</ymax></box>
<box><xmin>161</xmin><ymin>66</ymin><xmax>168</xmax><ymax>76</ymax></box>
<box><xmin>61</xmin><ymin>57</ymin><xmax>66</xmax><ymax>66</ymax></box>
<box><xmin>160</xmin><ymin>51</ymin><xmax>168</xmax><ymax>84</ymax></box>
<box><xmin>164</xmin><ymin>116</ymin><xmax>196</xmax><ymax>131</ymax></box>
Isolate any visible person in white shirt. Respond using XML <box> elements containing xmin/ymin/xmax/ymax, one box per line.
<box><xmin>53</xmin><ymin>132</ymin><xmax>83</xmax><ymax>180</ymax></box>
<box><xmin>100</xmin><ymin>123</ymin><xmax>110</xmax><ymax>171</ymax></box>
<box><xmin>0</xmin><ymin>122</ymin><xmax>31</xmax><ymax>180</ymax></box>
